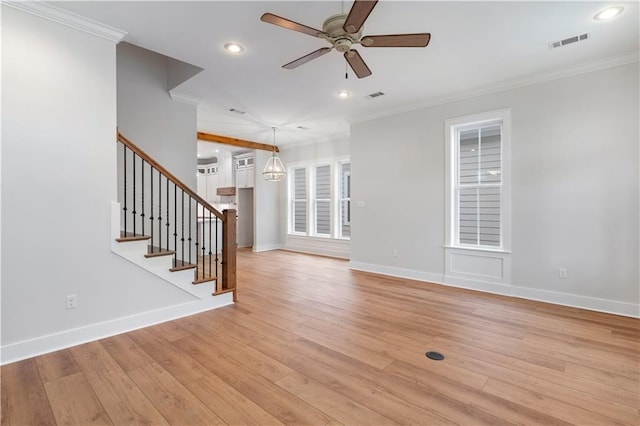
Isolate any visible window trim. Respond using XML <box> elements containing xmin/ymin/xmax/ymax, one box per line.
<box><xmin>336</xmin><ymin>160</ymin><xmax>351</xmax><ymax>240</ymax></box>
<box><xmin>445</xmin><ymin>108</ymin><xmax>511</xmax><ymax>252</ymax></box>
<box><xmin>289</xmin><ymin>166</ymin><xmax>308</xmax><ymax>236</ymax></box>
<box><xmin>312</xmin><ymin>163</ymin><xmax>332</xmax><ymax>237</ymax></box>
<box><xmin>286</xmin><ymin>156</ymin><xmax>350</xmax><ymax>240</ymax></box>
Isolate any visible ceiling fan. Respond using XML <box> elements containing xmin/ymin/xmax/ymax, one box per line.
<box><xmin>260</xmin><ymin>0</ymin><xmax>431</xmax><ymax>79</ymax></box>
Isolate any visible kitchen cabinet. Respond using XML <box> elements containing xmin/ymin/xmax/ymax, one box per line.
<box><xmin>235</xmin><ymin>153</ymin><xmax>254</xmax><ymax>188</ymax></box>
<box><xmin>217</xmin><ymin>154</ymin><xmax>234</xmax><ymax>188</ymax></box>
<box><xmin>197</xmin><ymin>162</ymin><xmax>218</xmax><ymax>203</ymax></box>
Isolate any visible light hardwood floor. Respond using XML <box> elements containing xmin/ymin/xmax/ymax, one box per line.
<box><xmin>2</xmin><ymin>249</ymin><xmax>639</xmax><ymax>425</ymax></box>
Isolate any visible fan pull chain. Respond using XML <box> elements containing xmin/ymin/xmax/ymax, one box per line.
<box><xmin>345</xmin><ymin>62</ymin><xmax>348</xmax><ymax>80</ymax></box>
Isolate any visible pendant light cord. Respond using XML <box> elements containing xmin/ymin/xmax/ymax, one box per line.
<box><xmin>272</xmin><ymin>127</ymin><xmax>277</xmax><ymax>153</ymax></box>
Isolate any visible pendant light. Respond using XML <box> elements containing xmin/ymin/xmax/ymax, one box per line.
<box><xmin>262</xmin><ymin>127</ymin><xmax>287</xmax><ymax>182</ymax></box>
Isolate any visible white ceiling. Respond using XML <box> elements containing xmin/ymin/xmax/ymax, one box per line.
<box><xmin>55</xmin><ymin>1</ymin><xmax>639</xmax><ymax>148</ymax></box>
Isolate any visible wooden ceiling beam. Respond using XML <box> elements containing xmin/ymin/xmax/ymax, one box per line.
<box><xmin>197</xmin><ymin>131</ymin><xmax>279</xmax><ymax>153</ymax></box>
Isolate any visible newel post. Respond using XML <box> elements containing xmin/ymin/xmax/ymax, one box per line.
<box><xmin>221</xmin><ymin>209</ymin><xmax>237</xmax><ymax>301</ymax></box>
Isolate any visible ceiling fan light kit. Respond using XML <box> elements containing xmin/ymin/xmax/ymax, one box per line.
<box><xmin>261</xmin><ymin>0</ymin><xmax>431</xmax><ymax>79</ymax></box>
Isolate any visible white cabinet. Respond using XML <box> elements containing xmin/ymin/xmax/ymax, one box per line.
<box><xmin>197</xmin><ymin>162</ymin><xmax>219</xmax><ymax>203</ymax></box>
<box><xmin>217</xmin><ymin>154</ymin><xmax>234</xmax><ymax>188</ymax></box>
<box><xmin>235</xmin><ymin>154</ymin><xmax>254</xmax><ymax>188</ymax></box>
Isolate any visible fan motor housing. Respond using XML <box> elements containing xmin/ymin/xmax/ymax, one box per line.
<box><xmin>323</xmin><ymin>13</ymin><xmax>362</xmax><ymax>39</ymax></box>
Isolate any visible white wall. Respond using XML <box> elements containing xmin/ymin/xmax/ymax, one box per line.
<box><xmin>351</xmin><ymin>63</ymin><xmax>639</xmax><ymax>316</ymax></box>
<box><xmin>278</xmin><ymin>137</ymin><xmax>351</xmax><ymax>258</ymax></box>
<box><xmin>0</xmin><ymin>6</ymin><xmax>197</xmax><ymax>362</ymax></box>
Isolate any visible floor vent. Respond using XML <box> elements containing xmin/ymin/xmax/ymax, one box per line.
<box><xmin>425</xmin><ymin>351</ymin><xmax>445</xmax><ymax>361</ymax></box>
<box><xmin>549</xmin><ymin>33</ymin><xmax>590</xmax><ymax>50</ymax></box>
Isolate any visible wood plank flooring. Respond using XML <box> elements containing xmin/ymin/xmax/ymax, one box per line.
<box><xmin>2</xmin><ymin>249</ymin><xmax>639</xmax><ymax>425</ymax></box>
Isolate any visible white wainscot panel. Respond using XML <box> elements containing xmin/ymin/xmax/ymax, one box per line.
<box><xmin>450</xmin><ymin>252</ymin><xmax>504</xmax><ymax>280</ymax></box>
<box><xmin>444</xmin><ymin>247</ymin><xmax>511</xmax><ymax>293</ymax></box>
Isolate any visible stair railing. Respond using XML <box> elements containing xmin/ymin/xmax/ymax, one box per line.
<box><xmin>117</xmin><ymin>132</ymin><xmax>236</xmax><ymax>300</ymax></box>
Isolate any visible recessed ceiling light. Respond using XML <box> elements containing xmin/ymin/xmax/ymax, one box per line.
<box><xmin>593</xmin><ymin>6</ymin><xmax>624</xmax><ymax>21</ymax></box>
<box><xmin>337</xmin><ymin>90</ymin><xmax>351</xmax><ymax>99</ymax></box>
<box><xmin>224</xmin><ymin>42</ymin><xmax>244</xmax><ymax>54</ymax></box>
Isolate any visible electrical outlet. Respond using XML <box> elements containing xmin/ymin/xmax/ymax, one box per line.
<box><xmin>392</xmin><ymin>248</ymin><xmax>398</xmax><ymax>257</ymax></box>
<box><xmin>66</xmin><ymin>294</ymin><xmax>77</xmax><ymax>309</ymax></box>
<box><xmin>558</xmin><ymin>268</ymin><xmax>567</xmax><ymax>279</ymax></box>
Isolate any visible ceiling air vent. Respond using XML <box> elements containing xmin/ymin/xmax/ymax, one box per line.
<box><xmin>366</xmin><ymin>91</ymin><xmax>385</xmax><ymax>99</ymax></box>
<box><xmin>297</xmin><ymin>125</ymin><xmax>310</xmax><ymax>130</ymax></box>
<box><xmin>549</xmin><ymin>33</ymin><xmax>590</xmax><ymax>50</ymax></box>
<box><xmin>228</xmin><ymin>108</ymin><xmax>246</xmax><ymax>114</ymax></box>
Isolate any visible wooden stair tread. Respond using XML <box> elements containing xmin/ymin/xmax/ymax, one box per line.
<box><xmin>213</xmin><ymin>288</ymin><xmax>234</xmax><ymax>296</ymax></box>
<box><xmin>116</xmin><ymin>232</ymin><xmax>151</xmax><ymax>242</ymax></box>
<box><xmin>144</xmin><ymin>246</ymin><xmax>174</xmax><ymax>258</ymax></box>
<box><xmin>193</xmin><ymin>277</ymin><xmax>217</xmax><ymax>285</ymax></box>
<box><xmin>170</xmin><ymin>261</ymin><xmax>197</xmax><ymax>272</ymax></box>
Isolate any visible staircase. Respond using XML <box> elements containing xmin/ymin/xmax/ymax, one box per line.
<box><xmin>112</xmin><ymin>133</ymin><xmax>236</xmax><ymax>302</ymax></box>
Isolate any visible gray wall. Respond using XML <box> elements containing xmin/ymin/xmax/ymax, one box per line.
<box><xmin>351</xmin><ymin>63</ymin><xmax>639</xmax><ymax>313</ymax></box>
<box><xmin>117</xmin><ymin>42</ymin><xmax>199</xmax><ymax>187</ymax></box>
<box><xmin>1</xmin><ymin>6</ymin><xmax>195</xmax><ymax>359</ymax></box>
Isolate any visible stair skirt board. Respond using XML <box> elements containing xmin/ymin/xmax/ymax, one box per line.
<box><xmin>110</xmin><ymin>201</ymin><xmax>225</xmax><ymax>300</ymax></box>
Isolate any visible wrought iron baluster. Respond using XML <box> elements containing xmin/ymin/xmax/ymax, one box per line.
<box><xmin>132</xmin><ymin>152</ymin><xmax>137</xmax><ymax>236</ymax></box>
<box><xmin>181</xmin><ymin>189</ymin><xmax>185</xmax><ymax>266</ymax></box>
<box><xmin>201</xmin><ymin>204</ymin><xmax>206</xmax><ymax>280</ymax></box>
<box><xmin>149</xmin><ymin>165</ymin><xmax>154</xmax><ymax>253</ymax></box>
<box><xmin>123</xmin><ymin>145</ymin><xmax>127</xmax><ymax>235</ymax></box>
<box><xmin>215</xmin><ymin>216</ymin><xmax>219</xmax><ymax>282</ymax></box>
<box><xmin>209</xmin><ymin>210</ymin><xmax>212</xmax><ymax>280</ymax></box>
<box><xmin>166</xmin><ymin>176</ymin><xmax>170</xmax><ymax>252</ymax></box>
<box><xmin>141</xmin><ymin>159</ymin><xmax>145</xmax><ymax>236</ymax></box>
<box><xmin>174</xmin><ymin>184</ymin><xmax>178</xmax><ymax>266</ymax></box>
<box><xmin>188</xmin><ymin>196</ymin><xmax>192</xmax><ymax>265</ymax></box>
<box><xmin>157</xmin><ymin>169</ymin><xmax>162</xmax><ymax>251</ymax></box>
<box><xmin>194</xmin><ymin>202</ymin><xmax>200</xmax><ymax>278</ymax></box>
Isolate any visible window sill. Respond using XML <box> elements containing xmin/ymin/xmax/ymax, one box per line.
<box><xmin>444</xmin><ymin>245</ymin><xmax>511</xmax><ymax>254</ymax></box>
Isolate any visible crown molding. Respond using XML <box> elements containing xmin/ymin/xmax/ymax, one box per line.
<box><xmin>3</xmin><ymin>1</ymin><xmax>127</xmax><ymax>43</ymax></box>
<box><xmin>169</xmin><ymin>91</ymin><xmax>201</xmax><ymax>106</ymax></box>
<box><xmin>352</xmin><ymin>50</ymin><xmax>640</xmax><ymax>125</ymax></box>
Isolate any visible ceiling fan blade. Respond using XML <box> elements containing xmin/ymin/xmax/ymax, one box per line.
<box><xmin>283</xmin><ymin>47</ymin><xmax>332</xmax><ymax>69</ymax></box>
<box><xmin>261</xmin><ymin>13</ymin><xmax>326</xmax><ymax>38</ymax></box>
<box><xmin>361</xmin><ymin>33</ymin><xmax>432</xmax><ymax>48</ymax></box>
<box><xmin>344</xmin><ymin>49</ymin><xmax>372</xmax><ymax>79</ymax></box>
<box><xmin>343</xmin><ymin>0</ymin><xmax>379</xmax><ymax>34</ymax></box>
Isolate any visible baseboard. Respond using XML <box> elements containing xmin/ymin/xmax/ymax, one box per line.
<box><xmin>510</xmin><ymin>286</ymin><xmax>640</xmax><ymax>318</ymax></box>
<box><xmin>348</xmin><ymin>261</ymin><xmax>639</xmax><ymax>318</ymax></box>
<box><xmin>348</xmin><ymin>261</ymin><xmax>444</xmax><ymax>284</ymax></box>
<box><xmin>1</xmin><ymin>293</ymin><xmax>234</xmax><ymax>365</ymax></box>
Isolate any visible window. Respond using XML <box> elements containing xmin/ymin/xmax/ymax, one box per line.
<box><xmin>314</xmin><ymin>165</ymin><xmax>331</xmax><ymax>236</ymax></box>
<box><xmin>291</xmin><ymin>167</ymin><xmax>306</xmax><ymax>233</ymax></box>
<box><xmin>339</xmin><ymin>162</ymin><xmax>351</xmax><ymax>238</ymax></box>
<box><xmin>446</xmin><ymin>109</ymin><xmax>510</xmax><ymax>251</ymax></box>
<box><xmin>287</xmin><ymin>158</ymin><xmax>350</xmax><ymax>239</ymax></box>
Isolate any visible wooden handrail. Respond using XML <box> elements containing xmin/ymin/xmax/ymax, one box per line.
<box><xmin>117</xmin><ymin>132</ymin><xmax>224</xmax><ymax>220</ymax></box>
